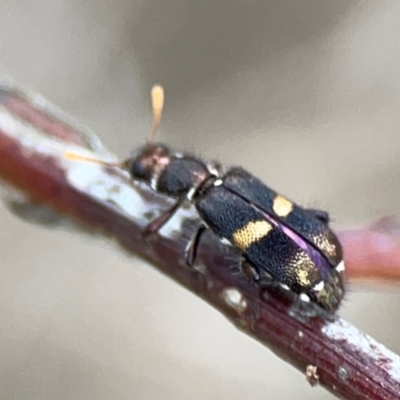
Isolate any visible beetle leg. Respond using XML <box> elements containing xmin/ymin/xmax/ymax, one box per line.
<box><xmin>143</xmin><ymin>197</ymin><xmax>185</xmax><ymax>237</ymax></box>
<box><xmin>241</xmin><ymin>260</ymin><xmax>261</xmax><ymax>283</ymax></box>
<box><xmin>185</xmin><ymin>225</ymin><xmax>207</xmax><ymax>266</ymax></box>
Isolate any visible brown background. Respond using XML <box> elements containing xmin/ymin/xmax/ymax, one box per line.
<box><xmin>1</xmin><ymin>2</ymin><xmax>400</xmax><ymax>399</ymax></box>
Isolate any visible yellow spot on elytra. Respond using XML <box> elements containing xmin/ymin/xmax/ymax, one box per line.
<box><xmin>232</xmin><ymin>220</ymin><xmax>273</xmax><ymax>251</ymax></box>
<box><xmin>316</xmin><ymin>236</ymin><xmax>337</xmax><ymax>258</ymax></box>
<box><xmin>273</xmin><ymin>195</ymin><xmax>293</xmax><ymax>217</ymax></box>
<box><xmin>289</xmin><ymin>254</ymin><xmax>319</xmax><ymax>289</ymax></box>
<box><xmin>296</xmin><ymin>267</ymin><xmax>313</xmax><ymax>287</ymax></box>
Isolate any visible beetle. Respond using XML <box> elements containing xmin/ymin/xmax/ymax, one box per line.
<box><xmin>67</xmin><ymin>85</ymin><xmax>345</xmax><ymax>312</ymax></box>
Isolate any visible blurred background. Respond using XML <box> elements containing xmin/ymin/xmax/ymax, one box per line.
<box><xmin>1</xmin><ymin>1</ymin><xmax>400</xmax><ymax>399</ymax></box>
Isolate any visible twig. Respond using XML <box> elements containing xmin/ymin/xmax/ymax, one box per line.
<box><xmin>339</xmin><ymin>217</ymin><xmax>400</xmax><ymax>282</ymax></box>
<box><xmin>1</xmin><ymin>78</ymin><xmax>400</xmax><ymax>400</ymax></box>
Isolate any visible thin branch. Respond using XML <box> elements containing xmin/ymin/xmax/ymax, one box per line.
<box><xmin>339</xmin><ymin>217</ymin><xmax>400</xmax><ymax>282</ymax></box>
<box><xmin>1</xmin><ymin>78</ymin><xmax>400</xmax><ymax>400</ymax></box>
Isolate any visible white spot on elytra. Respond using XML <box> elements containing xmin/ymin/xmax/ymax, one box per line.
<box><xmin>300</xmin><ymin>293</ymin><xmax>310</xmax><ymax>303</ymax></box>
<box><xmin>280</xmin><ymin>283</ymin><xmax>290</xmax><ymax>291</ymax></box>
<box><xmin>313</xmin><ymin>281</ymin><xmax>325</xmax><ymax>292</ymax></box>
<box><xmin>336</xmin><ymin>260</ymin><xmax>346</xmax><ymax>272</ymax></box>
<box><xmin>213</xmin><ymin>179</ymin><xmax>223</xmax><ymax>186</ymax></box>
<box><xmin>220</xmin><ymin>237</ymin><xmax>232</xmax><ymax>246</ymax></box>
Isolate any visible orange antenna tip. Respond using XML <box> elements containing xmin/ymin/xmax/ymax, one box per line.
<box><xmin>151</xmin><ymin>85</ymin><xmax>164</xmax><ymax>113</ymax></box>
<box><xmin>149</xmin><ymin>84</ymin><xmax>165</xmax><ymax>143</ymax></box>
<box><xmin>63</xmin><ymin>151</ymin><xmax>121</xmax><ymax>167</ymax></box>
<box><xmin>64</xmin><ymin>151</ymin><xmax>98</xmax><ymax>162</ymax></box>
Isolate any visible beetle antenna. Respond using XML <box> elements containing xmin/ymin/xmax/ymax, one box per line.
<box><xmin>64</xmin><ymin>85</ymin><xmax>165</xmax><ymax>168</ymax></box>
<box><xmin>63</xmin><ymin>151</ymin><xmax>125</xmax><ymax>168</ymax></box>
<box><xmin>148</xmin><ymin>84</ymin><xmax>164</xmax><ymax>144</ymax></box>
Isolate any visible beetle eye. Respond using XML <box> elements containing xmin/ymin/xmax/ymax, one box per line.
<box><xmin>130</xmin><ymin>159</ymin><xmax>148</xmax><ymax>180</ymax></box>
